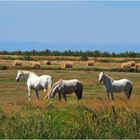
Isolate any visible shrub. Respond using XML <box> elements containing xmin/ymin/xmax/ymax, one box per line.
<box><xmin>24</xmin><ymin>56</ymin><xmax>32</xmax><ymax>61</ymax></box>
<box><xmin>81</xmin><ymin>54</ymin><xmax>88</xmax><ymax>61</ymax></box>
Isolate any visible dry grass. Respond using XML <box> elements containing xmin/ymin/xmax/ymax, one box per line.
<box><xmin>0</xmin><ymin>70</ymin><xmax>139</xmax><ymax>100</ymax></box>
<box><xmin>0</xmin><ymin>59</ymin><xmax>121</xmax><ymax>70</ymax></box>
<box><xmin>1</xmin><ymin>55</ymin><xmax>140</xmax><ymax>62</ymax></box>
<box><xmin>1</xmin><ymin>56</ymin><xmax>140</xmax><ymax>71</ymax></box>
<box><xmin>0</xmin><ymin>70</ymin><xmax>140</xmax><ymax>105</ymax></box>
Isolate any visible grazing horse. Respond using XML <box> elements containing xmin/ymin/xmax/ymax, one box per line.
<box><xmin>16</xmin><ymin>70</ymin><xmax>52</xmax><ymax>101</ymax></box>
<box><xmin>48</xmin><ymin>79</ymin><xmax>83</xmax><ymax>101</ymax></box>
<box><xmin>99</xmin><ymin>72</ymin><xmax>133</xmax><ymax>100</ymax></box>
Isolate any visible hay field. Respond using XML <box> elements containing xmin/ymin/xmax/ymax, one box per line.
<box><xmin>0</xmin><ymin>56</ymin><xmax>139</xmax><ymax>71</ymax></box>
<box><xmin>0</xmin><ymin>69</ymin><xmax>140</xmax><ymax>138</ymax></box>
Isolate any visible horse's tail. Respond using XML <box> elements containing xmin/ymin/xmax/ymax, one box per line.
<box><xmin>127</xmin><ymin>82</ymin><xmax>133</xmax><ymax>100</ymax></box>
<box><xmin>48</xmin><ymin>77</ymin><xmax>53</xmax><ymax>95</ymax></box>
<box><xmin>44</xmin><ymin>77</ymin><xmax>53</xmax><ymax>99</ymax></box>
<box><xmin>76</xmin><ymin>82</ymin><xmax>83</xmax><ymax>100</ymax></box>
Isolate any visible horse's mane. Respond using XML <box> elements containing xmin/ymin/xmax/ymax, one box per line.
<box><xmin>104</xmin><ymin>73</ymin><xmax>114</xmax><ymax>82</ymax></box>
<box><xmin>47</xmin><ymin>79</ymin><xmax>62</xmax><ymax>98</ymax></box>
<box><xmin>52</xmin><ymin>79</ymin><xmax>62</xmax><ymax>89</ymax></box>
<box><xmin>20</xmin><ymin>70</ymin><xmax>37</xmax><ymax>75</ymax></box>
<box><xmin>50</xmin><ymin>79</ymin><xmax>62</xmax><ymax>92</ymax></box>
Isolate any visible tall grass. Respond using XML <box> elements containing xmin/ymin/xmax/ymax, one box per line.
<box><xmin>0</xmin><ymin>100</ymin><xmax>140</xmax><ymax>139</ymax></box>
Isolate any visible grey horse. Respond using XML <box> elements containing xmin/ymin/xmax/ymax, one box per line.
<box><xmin>99</xmin><ymin>72</ymin><xmax>133</xmax><ymax>100</ymax></box>
<box><xmin>47</xmin><ymin>79</ymin><xmax>83</xmax><ymax>101</ymax></box>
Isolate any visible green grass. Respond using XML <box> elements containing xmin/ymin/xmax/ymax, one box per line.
<box><xmin>0</xmin><ymin>102</ymin><xmax>140</xmax><ymax>139</ymax></box>
<box><xmin>0</xmin><ymin>70</ymin><xmax>140</xmax><ymax>138</ymax></box>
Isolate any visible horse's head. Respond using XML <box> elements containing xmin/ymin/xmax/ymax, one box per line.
<box><xmin>16</xmin><ymin>70</ymin><xmax>24</xmax><ymax>82</ymax></box>
<box><xmin>99</xmin><ymin>72</ymin><xmax>104</xmax><ymax>82</ymax></box>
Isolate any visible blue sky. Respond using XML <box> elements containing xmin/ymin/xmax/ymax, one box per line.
<box><xmin>0</xmin><ymin>1</ymin><xmax>140</xmax><ymax>52</ymax></box>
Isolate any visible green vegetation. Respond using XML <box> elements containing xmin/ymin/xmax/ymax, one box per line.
<box><xmin>0</xmin><ymin>49</ymin><xmax>140</xmax><ymax>57</ymax></box>
<box><xmin>81</xmin><ymin>53</ymin><xmax>88</xmax><ymax>61</ymax></box>
<box><xmin>0</xmin><ymin>102</ymin><xmax>140</xmax><ymax>139</ymax></box>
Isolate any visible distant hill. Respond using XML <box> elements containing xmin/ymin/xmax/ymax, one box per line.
<box><xmin>0</xmin><ymin>41</ymin><xmax>140</xmax><ymax>53</ymax></box>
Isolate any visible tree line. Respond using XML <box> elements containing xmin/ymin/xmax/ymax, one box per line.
<box><xmin>0</xmin><ymin>49</ymin><xmax>140</xmax><ymax>57</ymax></box>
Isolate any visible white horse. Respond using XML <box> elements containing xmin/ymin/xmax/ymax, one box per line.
<box><xmin>48</xmin><ymin>79</ymin><xmax>83</xmax><ymax>101</ymax></box>
<box><xmin>16</xmin><ymin>70</ymin><xmax>52</xmax><ymax>101</ymax></box>
<box><xmin>99</xmin><ymin>72</ymin><xmax>133</xmax><ymax>100</ymax></box>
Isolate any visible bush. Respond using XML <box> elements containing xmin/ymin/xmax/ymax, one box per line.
<box><xmin>81</xmin><ymin>54</ymin><xmax>88</xmax><ymax>61</ymax></box>
<box><xmin>23</xmin><ymin>56</ymin><xmax>32</xmax><ymax>61</ymax></box>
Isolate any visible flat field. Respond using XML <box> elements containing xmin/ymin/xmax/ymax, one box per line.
<box><xmin>1</xmin><ymin>55</ymin><xmax>140</xmax><ymax>72</ymax></box>
<box><xmin>0</xmin><ymin>69</ymin><xmax>140</xmax><ymax>138</ymax></box>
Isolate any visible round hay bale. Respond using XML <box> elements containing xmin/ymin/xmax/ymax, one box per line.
<box><xmin>135</xmin><ymin>63</ymin><xmax>140</xmax><ymax>69</ymax></box>
<box><xmin>44</xmin><ymin>60</ymin><xmax>51</xmax><ymax>65</ymax></box>
<box><xmin>63</xmin><ymin>62</ymin><xmax>73</xmax><ymax>68</ymax></box>
<box><xmin>87</xmin><ymin>61</ymin><xmax>94</xmax><ymax>66</ymax></box>
<box><xmin>14</xmin><ymin>61</ymin><xmax>22</xmax><ymax>66</ymax></box>
<box><xmin>30</xmin><ymin>62</ymin><xmax>40</xmax><ymax>68</ymax></box>
<box><xmin>121</xmin><ymin>63</ymin><xmax>131</xmax><ymax>69</ymax></box>
<box><xmin>128</xmin><ymin>61</ymin><xmax>136</xmax><ymax>67</ymax></box>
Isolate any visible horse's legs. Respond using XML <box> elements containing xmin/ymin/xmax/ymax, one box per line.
<box><xmin>62</xmin><ymin>93</ymin><xmax>67</xmax><ymax>101</ymax></box>
<box><xmin>58</xmin><ymin>92</ymin><xmax>61</xmax><ymax>101</ymax></box>
<box><xmin>110</xmin><ymin>93</ymin><xmax>114</xmax><ymax>100</ymax></box>
<box><xmin>35</xmin><ymin>90</ymin><xmax>39</xmax><ymax>100</ymax></box>
<box><xmin>27</xmin><ymin>87</ymin><xmax>31</xmax><ymax>101</ymax></box>
<box><xmin>106</xmin><ymin>90</ymin><xmax>110</xmax><ymax>99</ymax></box>
<box><xmin>107</xmin><ymin>93</ymin><xmax>110</xmax><ymax>99</ymax></box>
